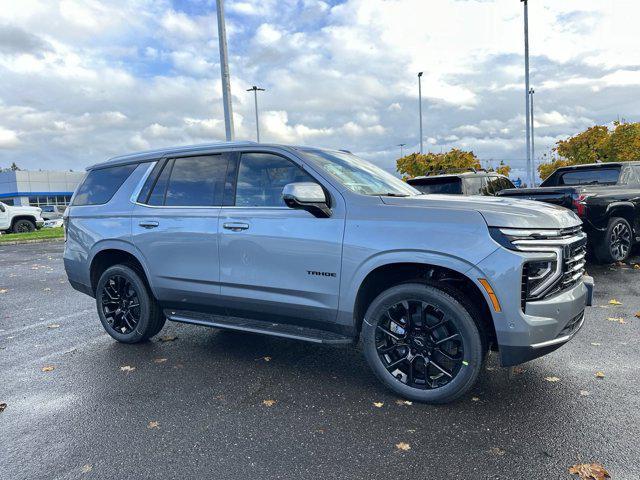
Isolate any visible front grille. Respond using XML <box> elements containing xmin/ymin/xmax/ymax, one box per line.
<box><xmin>560</xmin><ymin>239</ymin><xmax>587</xmax><ymax>290</ymax></box>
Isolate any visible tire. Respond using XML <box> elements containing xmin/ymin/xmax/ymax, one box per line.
<box><xmin>95</xmin><ymin>265</ymin><xmax>165</xmax><ymax>343</ymax></box>
<box><xmin>11</xmin><ymin>219</ymin><xmax>36</xmax><ymax>234</ymax></box>
<box><xmin>362</xmin><ymin>282</ymin><xmax>484</xmax><ymax>404</ymax></box>
<box><xmin>594</xmin><ymin>217</ymin><xmax>633</xmax><ymax>263</ymax></box>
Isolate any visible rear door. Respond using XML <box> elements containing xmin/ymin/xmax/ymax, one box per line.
<box><xmin>218</xmin><ymin>151</ymin><xmax>345</xmax><ymax>329</ymax></box>
<box><xmin>131</xmin><ymin>153</ymin><xmax>231</xmax><ymax>311</ymax></box>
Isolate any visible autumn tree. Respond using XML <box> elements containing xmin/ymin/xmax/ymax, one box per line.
<box><xmin>396</xmin><ymin>148</ymin><xmax>481</xmax><ymax>179</ymax></box>
<box><xmin>495</xmin><ymin>160</ymin><xmax>511</xmax><ymax>177</ymax></box>
<box><xmin>538</xmin><ymin>121</ymin><xmax>640</xmax><ymax>180</ymax></box>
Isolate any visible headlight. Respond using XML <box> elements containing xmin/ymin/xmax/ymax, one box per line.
<box><xmin>523</xmin><ymin>259</ymin><xmax>558</xmax><ymax>299</ymax></box>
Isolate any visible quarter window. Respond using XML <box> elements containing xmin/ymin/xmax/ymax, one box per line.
<box><xmin>72</xmin><ymin>164</ymin><xmax>137</xmax><ymax>206</ymax></box>
<box><xmin>235</xmin><ymin>153</ymin><xmax>316</xmax><ymax>207</ymax></box>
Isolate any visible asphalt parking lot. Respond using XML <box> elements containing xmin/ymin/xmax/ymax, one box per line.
<box><xmin>1</xmin><ymin>242</ymin><xmax>639</xmax><ymax>480</ymax></box>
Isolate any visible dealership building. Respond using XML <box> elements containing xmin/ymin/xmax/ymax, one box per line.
<box><xmin>0</xmin><ymin>170</ymin><xmax>85</xmax><ymax>207</ymax></box>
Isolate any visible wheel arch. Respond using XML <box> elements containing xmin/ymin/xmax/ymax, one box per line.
<box><xmin>605</xmin><ymin>203</ymin><xmax>636</xmax><ymax>233</ymax></box>
<box><xmin>350</xmin><ymin>256</ymin><xmax>497</xmax><ymax>348</ymax></box>
<box><xmin>88</xmin><ymin>241</ymin><xmax>154</xmax><ymax>296</ymax></box>
<box><xmin>10</xmin><ymin>215</ymin><xmax>37</xmax><ymax>227</ymax></box>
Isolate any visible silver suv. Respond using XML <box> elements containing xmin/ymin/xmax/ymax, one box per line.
<box><xmin>63</xmin><ymin>142</ymin><xmax>593</xmax><ymax>403</ymax></box>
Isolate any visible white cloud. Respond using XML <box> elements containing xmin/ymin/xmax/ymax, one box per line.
<box><xmin>0</xmin><ymin>127</ymin><xmax>19</xmax><ymax>148</ymax></box>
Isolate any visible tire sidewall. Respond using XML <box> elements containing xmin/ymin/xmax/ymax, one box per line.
<box><xmin>607</xmin><ymin>217</ymin><xmax>632</xmax><ymax>262</ymax></box>
<box><xmin>362</xmin><ymin>283</ymin><xmax>483</xmax><ymax>403</ymax></box>
<box><xmin>14</xmin><ymin>220</ymin><xmax>35</xmax><ymax>233</ymax></box>
<box><xmin>96</xmin><ymin>265</ymin><xmax>153</xmax><ymax>343</ymax></box>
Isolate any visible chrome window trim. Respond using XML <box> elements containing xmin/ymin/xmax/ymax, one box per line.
<box><xmin>129</xmin><ymin>161</ymin><xmax>157</xmax><ymax>204</ymax></box>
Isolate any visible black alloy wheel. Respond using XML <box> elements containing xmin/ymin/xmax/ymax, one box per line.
<box><xmin>609</xmin><ymin>220</ymin><xmax>632</xmax><ymax>262</ymax></box>
<box><xmin>100</xmin><ymin>275</ymin><xmax>141</xmax><ymax>335</ymax></box>
<box><xmin>13</xmin><ymin>219</ymin><xmax>35</xmax><ymax>233</ymax></box>
<box><xmin>375</xmin><ymin>300</ymin><xmax>464</xmax><ymax>389</ymax></box>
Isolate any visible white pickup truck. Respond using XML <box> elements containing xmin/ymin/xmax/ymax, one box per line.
<box><xmin>0</xmin><ymin>201</ymin><xmax>45</xmax><ymax>234</ymax></box>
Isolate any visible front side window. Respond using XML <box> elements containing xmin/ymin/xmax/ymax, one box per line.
<box><xmin>142</xmin><ymin>155</ymin><xmax>228</xmax><ymax>207</ymax></box>
<box><xmin>464</xmin><ymin>177</ymin><xmax>484</xmax><ymax>195</ymax></box>
<box><xmin>72</xmin><ymin>164</ymin><xmax>137</xmax><ymax>206</ymax></box>
<box><xmin>235</xmin><ymin>153</ymin><xmax>316</xmax><ymax>207</ymax></box>
<box><xmin>301</xmin><ymin>149</ymin><xmax>419</xmax><ymax>197</ymax></box>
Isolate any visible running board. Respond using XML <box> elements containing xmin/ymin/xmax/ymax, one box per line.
<box><xmin>164</xmin><ymin>309</ymin><xmax>353</xmax><ymax>345</ymax></box>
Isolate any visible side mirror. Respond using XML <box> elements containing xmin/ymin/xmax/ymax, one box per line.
<box><xmin>282</xmin><ymin>182</ymin><xmax>331</xmax><ymax>218</ymax></box>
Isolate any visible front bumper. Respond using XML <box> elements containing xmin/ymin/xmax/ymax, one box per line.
<box><xmin>35</xmin><ymin>220</ymin><xmax>44</xmax><ymax>229</ymax></box>
<box><xmin>475</xmin><ymin>247</ymin><xmax>594</xmax><ymax>367</ymax></box>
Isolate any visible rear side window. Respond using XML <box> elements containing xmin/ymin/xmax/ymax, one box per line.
<box><xmin>559</xmin><ymin>168</ymin><xmax>620</xmax><ymax>185</ymax></box>
<box><xmin>72</xmin><ymin>164</ymin><xmax>137</xmax><ymax>206</ymax></box>
<box><xmin>464</xmin><ymin>176</ymin><xmax>484</xmax><ymax>195</ymax></box>
<box><xmin>141</xmin><ymin>155</ymin><xmax>228</xmax><ymax>207</ymax></box>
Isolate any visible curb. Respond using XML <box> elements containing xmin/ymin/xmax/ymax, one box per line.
<box><xmin>0</xmin><ymin>237</ymin><xmax>65</xmax><ymax>246</ymax></box>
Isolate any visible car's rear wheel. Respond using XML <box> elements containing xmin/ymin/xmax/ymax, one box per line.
<box><xmin>362</xmin><ymin>282</ymin><xmax>484</xmax><ymax>404</ymax></box>
<box><xmin>12</xmin><ymin>219</ymin><xmax>36</xmax><ymax>233</ymax></box>
<box><xmin>96</xmin><ymin>265</ymin><xmax>165</xmax><ymax>343</ymax></box>
<box><xmin>594</xmin><ymin>217</ymin><xmax>633</xmax><ymax>263</ymax></box>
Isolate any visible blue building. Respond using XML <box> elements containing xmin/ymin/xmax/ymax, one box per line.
<box><xmin>0</xmin><ymin>170</ymin><xmax>84</xmax><ymax>207</ymax></box>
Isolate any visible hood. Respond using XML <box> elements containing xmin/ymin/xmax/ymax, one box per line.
<box><xmin>11</xmin><ymin>205</ymin><xmax>42</xmax><ymax>214</ymax></box>
<box><xmin>380</xmin><ymin>194</ymin><xmax>582</xmax><ymax>229</ymax></box>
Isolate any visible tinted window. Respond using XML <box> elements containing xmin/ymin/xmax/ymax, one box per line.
<box><xmin>499</xmin><ymin>177</ymin><xmax>515</xmax><ymax>190</ymax></box>
<box><xmin>235</xmin><ymin>153</ymin><xmax>316</xmax><ymax>207</ymax></box>
<box><xmin>147</xmin><ymin>160</ymin><xmax>173</xmax><ymax>206</ymax></box>
<box><xmin>408</xmin><ymin>178</ymin><xmax>462</xmax><ymax>194</ymax></box>
<box><xmin>464</xmin><ymin>176</ymin><xmax>484</xmax><ymax>195</ymax></box>
<box><xmin>632</xmin><ymin>166</ymin><xmax>640</xmax><ymax>184</ymax></box>
<box><xmin>559</xmin><ymin>168</ymin><xmax>620</xmax><ymax>185</ymax></box>
<box><xmin>162</xmin><ymin>155</ymin><xmax>227</xmax><ymax>206</ymax></box>
<box><xmin>72</xmin><ymin>164</ymin><xmax>137</xmax><ymax>206</ymax></box>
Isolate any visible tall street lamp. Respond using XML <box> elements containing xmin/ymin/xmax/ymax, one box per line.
<box><xmin>398</xmin><ymin>143</ymin><xmax>406</xmax><ymax>158</ymax></box>
<box><xmin>216</xmin><ymin>0</ymin><xmax>234</xmax><ymax>141</ymax></box>
<box><xmin>247</xmin><ymin>85</ymin><xmax>265</xmax><ymax>142</ymax></box>
<box><xmin>521</xmin><ymin>0</ymin><xmax>532</xmax><ymax>186</ymax></box>
<box><xmin>418</xmin><ymin>72</ymin><xmax>424</xmax><ymax>154</ymax></box>
<box><xmin>529</xmin><ymin>87</ymin><xmax>536</xmax><ymax>186</ymax></box>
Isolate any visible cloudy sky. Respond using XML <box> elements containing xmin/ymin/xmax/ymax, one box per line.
<box><xmin>0</xmin><ymin>0</ymin><xmax>639</xmax><ymax>178</ymax></box>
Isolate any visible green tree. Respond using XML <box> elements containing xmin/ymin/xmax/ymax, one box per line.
<box><xmin>397</xmin><ymin>148</ymin><xmax>481</xmax><ymax>179</ymax></box>
<box><xmin>10</xmin><ymin>162</ymin><xmax>20</xmax><ymax>171</ymax></box>
<box><xmin>495</xmin><ymin>160</ymin><xmax>511</xmax><ymax>177</ymax></box>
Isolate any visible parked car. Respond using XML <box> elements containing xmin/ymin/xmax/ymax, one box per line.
<box><xmin>0</xmin><ymin>201</ymin><xmax>44</xmax><ymax>233</ymax></box>
<box><xmin>63</xmin><ymin>142</ymin><xmax>593</xmax><ymax>404</ymax></box>
<box><xmin>40</xmin><ymin>205</ymin><xmax>66</xmax><ymax>221</ymax></box>
<box><xmin>43</xmin><ymin>218</ymin><xmax>64</xmax><ymax>228</ymax></box>
<box><xmin>498</xmin><ymin>162</ymin><xmax>640</xmax><ymax>263</ymax></box>
<box><xmin>407</xmin><ymin>171</ymin><xmax>515</xmax><ymax>196</ymax></box>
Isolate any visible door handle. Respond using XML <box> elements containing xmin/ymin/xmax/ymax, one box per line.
<box><xmin>223</xmin><ymin>222</ymin><xmax>249</xmax><ymax>232</ymax></box>
<box><xmin>139</xmin><ymin>221</ymin><xmax>159</xmax><ymax>229</ymax></box>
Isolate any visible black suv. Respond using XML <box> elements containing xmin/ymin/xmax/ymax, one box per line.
<box><xmin>407</xmin><ymin>172</ymin><xmax>515</xmax><ymax>196</ymax></box>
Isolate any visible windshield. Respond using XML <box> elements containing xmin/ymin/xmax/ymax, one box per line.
<box><xmin>301</xmin><ymin>149</ymin><xmax>419</xmax><ymax>196</ymax></box>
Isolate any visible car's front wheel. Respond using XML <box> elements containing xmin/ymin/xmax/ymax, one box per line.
<box><xmin>96</xmin><ymin>265</ymin><xmax>165</xmax><ymax>343</ymax></box>
<box><xmin>362</xmin><ymin>282</ymin><xmax>484</xmax><ymax>404</ymax></box>
<box><xmin>11</xmin><ymin>219</ymin><xmax>36</xmax><ymax>233</ymax></box>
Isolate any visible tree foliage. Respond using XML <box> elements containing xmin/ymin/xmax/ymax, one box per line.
<box><xmin>538</xmin><ymin>121</ymin><xmax>640</xmax><ymax>180</ymax></box>
<box><xmin>396</xmin><ymin>148</ymin><xmax>481</xmax><ymax>179</ymax></box>
<box><xmin>495</xmin><ymin>160</ymin><xmax>511</xmax><ymax>177</ymax></box>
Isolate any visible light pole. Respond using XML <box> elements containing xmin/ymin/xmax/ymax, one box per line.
<box><xmin>216</xmin><ymin>0</ymin><xmax>234</xmax><ymax>141</ymax></box>
<box><xmin>246</xmin><ymin>85</ymin><xmax>265</xmax><ymax>142</ymax></box>
<box><xmin>418</xmin><ymin>72</ymin><xmax>424</xmax><ymax>154</ymax></box>
<box><xmin>529</xmin><ymin>87</ymin><xmax>536</xmax><ymax>186</ymax></box>
<box><xmin>397</xmin><ymin>143</ymin><xmax>406</xmax><ymax>158</ymax></box>
<box><xmin>521</xmin><ymin>0</ymin><xmax>532</xmax><ymax>187</ymax></box>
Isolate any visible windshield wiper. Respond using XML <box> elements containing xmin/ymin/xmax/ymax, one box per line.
<box><xmin>372</xmin><ymin>192</ymin><xmax>411</xmax><ymax>197</ymax></box>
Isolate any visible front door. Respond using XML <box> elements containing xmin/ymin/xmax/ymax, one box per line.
<box><xmin>131</xmin><ymin>154</ymin><xmax>230</xmax><ymax>311</ymax></box>
<box><xmin>219</xmin><ymin>151</ymin><xmax>345</xmax><ymax>330</ymax></box>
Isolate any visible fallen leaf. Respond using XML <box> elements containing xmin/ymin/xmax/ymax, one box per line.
<box><xmin>0</xmin><ymin>289</ymin><xmax>8</xmax><ymax>294</ymax></box>
<box><xmin>590</xmin><ymin>342</ymin><xmax>601</xmax><ymax>346</ymax></box>
<box><xmin>407</xmin><ymin>429</ymin><xmax>416</xmax><ymax>433</ymax></box>
<box><xmin>262</xmin><ymin>399</ymin><xmax>277</xmax><ymax>407</ymax></box>
<box><xmin>41</xmin><ymin>365</ymin><xmax>55</xmax><ymax>372</ymax></box>
<box><xmin>120</xmin><ymin>365</ymin><xmax>136</xmax><ymax>372</ymax></box>
<box><xmin>395</xmin><ymin>442</ymin><xmax>411</xmax><ymax>451</ymax></box>
<box><xmin>373</xmin><ymin>402</ymin><xmax>384</xmax><ymax>408</ymax></box>
<box><xmin>147</xmin><ymin>421</ymin><xmax>160</xmax><ymax>429</ymax></box>
<box><xmin>0</xmin><ymin>402</ymin><xmax>6</xmax><ymax>412</ymax></box>
<box><xmin>395</xmin><ymin>400</ymin><xmax>413</xmax><ymax>406</ymax></box>
<box><xmin>489</xmin><ymin>447</ymin><xmax>506</xmax><ymax>456</ymax></box>
<box><xmin>263</xmin><ymin>356</ymin><xmax>272</xmax><ymax>362</ymax></box>
<box><xmin>608</xmin><ymin>299</ymin><xmax>622</xmax><ymax>306</ymax></box>
<box><xmin>81</xmin><ymin>464</ymin><xmax>93</xmax><ymax>474</ymax></box>
<box><xmin>158</xmin><ymin>335</ymin><xmax>178</xmax><ymax>342</ymax></box>
<box><xmin>569</xmin><ymin>463</ymin><xmax>610</xmax><ymax>479</ymax></box>
<box><xmin>633</xmin><ymin>263</ymin><xmax>640</xmax><ymax>270</ymax></box>
<box><xmin>607</xmin><ymin>317</ymin><xmax>626</xmax><ymax>324</ymax></box>
<box><xmin>595</xmin><ymin>371</ymin><xmax>605</xmax><ymax>379</ymax></box>
<box><xmin>471</xmin><ymin>397</ymin><xmax>480</xmax><ymax>402</ymax></box>
<box><xmin>635</xmin><ymin>312</ymin><xmax>640</xmax><ymax>319</ymax></box>
<box><xmin>153</xmin><ymin>358</ymin><xmax>167</xmax><ymax>364</ymax></box>
<box><xmin>47</xmin><ymin>324</ymin><xmax>60</xmax><ymax>329</ymax></box>
<box><xmin>512</xmin><ymin>366</ymin><xmax>526</xmax><ymax>375</ymax></box>
<box><xmin>43</xmin><ymin>288</ymin><xmax>51</xmax><ymax>292</ymax></box>
<box><xmin>545</xmin><ymin>376</ymin><xmax>560</xmax><ymax>382</ymax></box>
<box><xmin>580</xmin><ymin>390</ymin><xmax>591</xmax><ymax>396</ymax></box>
